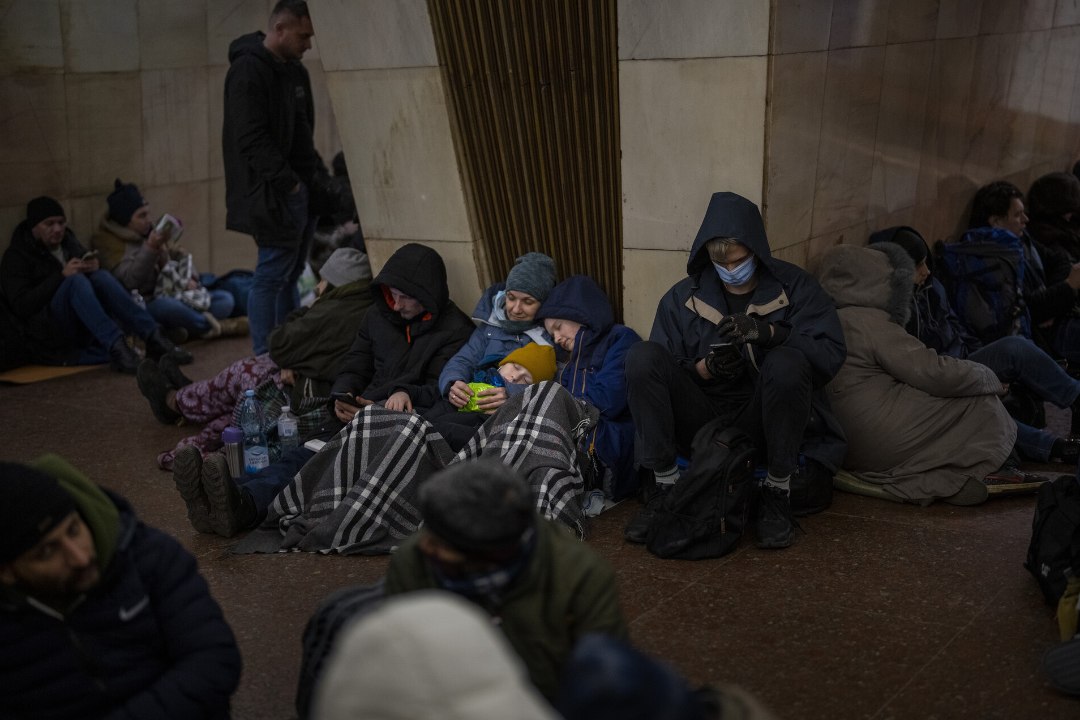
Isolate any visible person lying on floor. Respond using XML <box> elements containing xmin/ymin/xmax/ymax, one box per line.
<box><xmin>870</xmin><ymin>225</ymin><xmax>1080</xmax><ymax>464</ymax></box>
<box><xmin>536</xmin><ymin>275</ymin><xmax>641</xmax><ymax>503</ymax></box>
<box><xmin>430</xmin><ymin>251</ymin><xmax>558</xmax><ymax>449</ymax></box>
<box><xmin>139</xmin><ymin>247</ymin><xmax>374</xmax><ymax>471</ymax></box>
<box><xmin>169</xmin><ymin>242</ymin><xmax>474</xmax><ymax>538</ymax></box>
<box><xmin>816</xmin><ymin>241</ymin><xmax>1051</xmax><ymax>506</ymax></box>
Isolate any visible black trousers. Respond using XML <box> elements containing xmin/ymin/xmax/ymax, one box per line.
<box><xmin>625</xmin><ymin>341</ymin><xmax>813</xmax><ymax>478</ymax></box>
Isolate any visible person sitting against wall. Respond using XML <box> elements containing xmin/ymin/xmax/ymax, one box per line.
<box><xmin>536</xmin><ymin>275</ymin><xmax>641</xmax><ymax>506</ymax></box>
<box><xmin>870</xmin><ymin>225</ymin><xmax>1080</xmax><ymax>457</ymax></box>
<box><xmin>93</xmin><ymin>179</ymin><xmax>246</xmax><ymax>342</ymax></box>
<box><xmin>140</xmin><ymin>247</ymin><xmax>374</xmax><ymax>473</ymax></box>
<box><xmin>0</xmin><ymin>196</ymin><xmax>191</xmax><ymax>374</ymax></box>
<box><xmin>816</xmin><ymin>241</ymin><xmax>1049</xmax><ymax>506</ymax></box>
<box><xmin>968</xmin><ymin>180</ymin><xmax>1080</xmax><ymax>364</ymax></box>
<box><xmin>1027</xmin><ymin>171</ymin><xmax>1080</xmax><ymax>263</ymax></box>
<box><xmin>426</xmin><ymin>251</ymin><xmax>558</xmax><ymax>449</ymax></box>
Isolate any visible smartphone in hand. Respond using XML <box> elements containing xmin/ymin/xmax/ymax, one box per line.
<box><xmin>330</xmin><ymin>391</ymin><xmax>359</xmax><ymax>406</ymax></box>
<box><xmin>81</xmin><ymin>250</ymin><xmax>99</xmax><ymax>261</ymax></box>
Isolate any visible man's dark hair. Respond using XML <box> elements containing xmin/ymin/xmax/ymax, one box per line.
<box><xmin>970</xmin><ymin>181</ymin><xmax>1023</xmax><ymax>229</ymax></box>
<box><xmin>271</xmin><ymin>0</ymin><xmax>309</xmax><ymax>20</ymax></box>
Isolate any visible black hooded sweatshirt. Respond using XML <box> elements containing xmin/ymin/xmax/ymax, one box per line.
<box><xmin>331</xmin><ymin>243</ymin><xmax>474</xmax><ymax>410</ymax></box>
<box><xmin>222</xmin><ymin>31</ymin><xmax>318</xmax><ymax>247</ymax></box>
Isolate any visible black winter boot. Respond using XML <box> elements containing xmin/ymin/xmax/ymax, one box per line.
<box><xmin>145</xmin><ymin>328</ymin><xmax>194</xmax><ymax>365</ymax></box>
<box><xmin>109</xmin><ymin>337</ymin><xmax>140</xmax><ymax>374</ymax></box>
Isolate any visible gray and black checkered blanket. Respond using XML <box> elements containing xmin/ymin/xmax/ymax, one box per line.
<box><xmin>233</xmin><ymin>381</ymin><xmax>592</xmax><ymax>555</ymax></box>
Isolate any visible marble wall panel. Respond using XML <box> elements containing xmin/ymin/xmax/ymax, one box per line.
<box><xmin>1001</xmin><ymin>30</ymin><xmax>1051</xmax><ymax>176</ymax></box>
<box><xmin>765</xmin><ymin>51</ymin><xmax>827</xmax><ymax>248</ymax></box>
<box><xmin>207</xmin><ymin>65</ymin><xmax>226</xmax><ymax>178</ymax></box>
<box><xmin>622</xmin><ymin>248</ymin><xmax>692</xmax><ymax>337</ymax></box>
<box><xmin>306</xmin><ymin>59</ymin><xmax>342</xmax><ymax>161</ymax></box>
<box><xmin>1057</xmin><ymin>0</ymin><xmax>1080</xmax><ymax>26</ymax></box>
<box><xmin>980</xmin><ymin>0</ymin><xmax>1055</xmax><ymax>34</ymax></box>
<box><xmin>364</xmin><ymin>238</ymin><xmax>481</xmax><ymax>315</ymax></box>
<box><xmin>0</xmin><ymin>205</ymin><xmax>26</xmax><ymax>255</ymax></box>
<box><xmin>962</xmin><ymin>33</ymin><xmax>1019</xmax><ymax>181</ymax></box>
<box><xmin>829</xmin><ymin>0</ymin><xmax>889</xmax><ymax>49</ymax></box>
<box><xmin>207</xmin><ymin>0</ymin><xmax>271</xmax><ymax>66</ymax></box>
<box><xmin>811</xmin><ymin>46</ymin><xmax>885</xmax><ymax>236</ymax></box>
<box><xmin>617</xmin><ymin>0</ymin><xmax>768</xmax><ymax>59</ymax></box>
<box><xmin>886</xmin><ymin>0</ymin><xmax>939</xmax><ymax>43</ymax></box>
<box><xmin>620</xmin><ymin>57</ymin><xmax>767</xmax><ymax>252</ymax></box>
<box><xmin>937</xmin><ymin>0</ymin><xmax>984</xmax><ymax>39</ymax></box>
<box><xmin>141</xmin><ymin>67</ymin><xmax>210</xmax><ymax>186</ymax></box>
<box><xmin>0</xmin><ymin>74</ymin><xmax>70</xmax><ymax>202</ymax></box>
<box><xmin>138</xmin><ymin>0</ymin><xmax>208</xmax><ymax>69</ymax></box>
<box><xmin>209</xmin><ymin>177</ymin><xmax>257</xmax><ymax>274</ymax></box>
<box><xmin>324</xmin><ymin>68</ymin><xmax>470</xmax><ymax>245</ymax></box>
<box><xmin>61</xmin><ymin>0</ymin><xmax>140</xmax><ymax>73</ymax></box>
<box><xmin>308</xmin><ymin>0</ymin><xmax>436</xmax><ymax>71</ymax></box>
<box><xmin>868</xmin><ymin>42</ymin><xmax>933</xmax><ymax>218</ymax></box>
<box><xmin>66</xmin><ymin>73</ymin><xmax>143</xmax><ymax>196</ymax></box>
<box><xmin>0</xmin><ymin>0</ymin><xmax>64</xmax><ymax>70</ymax></box>
<box><xmin>771</xmin><ymin>0</ymin><xmax>834</xmax><ymax>54</ymax></box>
<box><xmin>66</xmin><ymin>191</ymin><xmax>107</xmax><ymax>243</ymax></box>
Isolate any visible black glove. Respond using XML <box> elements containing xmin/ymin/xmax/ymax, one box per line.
<box><xmin>704</xmin><ymin>344</ymin><xmax>746</xmax><ymax>381</ymax></box>
<box><xmin>716</xmin><ymin>313</ymin><xmax>771</xmax><ymax>346</ymax></box>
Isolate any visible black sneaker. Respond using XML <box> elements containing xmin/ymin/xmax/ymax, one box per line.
<box><xmin>173</xmin><ymin>446</ymin><xmax>212</xmax><ymax>533</ymax></box>
<box><xmin>202</xmin><ymin>453</ymin><xmax>254</xmax><ymax>538</ymax></box>
<box><xmin>624</xmin><ymin>483</ymin><xmax>668</xmax><ymax>544</ymax></box>
<box><xmin>146</xmin><ymin>328</ymin><xmax>194</xmax><ymax>365</ymax></box>
<box><xmin>755</xmin><ymin>482</ymin><xmax>794</xmax><ymax>549</ymax></box>
<box><xmin>136</xmin><ymin>359</ymin><xmax>180</xmax><ymax>424</ymax></box>
<box><xmin>1049</xmin><ymin>437</ymin><xmax>1080</xmax><ymax>465</ymax></box>
<box><xmin>109</xmin><ymin>337</ymin><xmax>140</xmax><ymax>374</ymax></box>
<box><xmin>159</xmin><ymin>354</ymin><xmax>193</xmax><ymax>389</ymax></box>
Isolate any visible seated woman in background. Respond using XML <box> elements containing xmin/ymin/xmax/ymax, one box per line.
<box><xmin>537</xmin><ymin>275</ymin><xmax>641</xmax><ymax>504</ymax></box>
<box><xmin>816</xmin><ymin>241</ymin><xmax>1046</xmax><ymax>506</ymax></box>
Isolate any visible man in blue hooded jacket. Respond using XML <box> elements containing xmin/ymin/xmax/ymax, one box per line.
<box><xmin>624</xmin><ymin>192</ymin><xmax>846</xmax><ymax>549</ymax></box>
<box><xmin>0</xmin><ymin>456</ymin><xmax>241</xmax><ymax>719</ymax></box>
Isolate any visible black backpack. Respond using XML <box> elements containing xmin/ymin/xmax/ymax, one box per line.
<box><xmin>1025</xmin><ymin>474</ymin><xmax>1080</xmax><ymax>604</ymax></box>
<box><xmin>646</xmin><ymin>419</ymin><xmax>756</xmax><ymax>560</ymax></box>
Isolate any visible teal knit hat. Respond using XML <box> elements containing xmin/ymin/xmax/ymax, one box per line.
<box><xmin>504</xmin><ymin>252</ymin><xmax>557</xmax><ymax>302</ymax></box>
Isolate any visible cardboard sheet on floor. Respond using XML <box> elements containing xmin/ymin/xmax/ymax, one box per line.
<box><xmin>0</xmin><ymin>364</ymin><xmax>105</xmax><ymax>384</ymax></box>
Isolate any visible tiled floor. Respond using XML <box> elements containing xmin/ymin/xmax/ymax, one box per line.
<box><xmin>1</xmin><ymin>335</ymin><xmax>1076</xmax><ymax>719</ymax></box>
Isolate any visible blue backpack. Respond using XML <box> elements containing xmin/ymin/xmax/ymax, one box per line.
<box><xmin>938</xmin><ymin>228</ymin><xmax>1030</xmax><ymax>345</ymax></box>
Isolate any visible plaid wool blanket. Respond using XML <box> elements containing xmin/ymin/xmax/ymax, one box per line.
<box><xmin>233</xmin><ymin>381</ymin><xmax>594</xmax><ymax>555</ymax></box>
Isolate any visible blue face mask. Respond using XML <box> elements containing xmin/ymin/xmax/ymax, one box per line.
<box><xmin>713</xmin><ymin>255</ymin><xmax>757</xmax><ymax>286</ymax></box>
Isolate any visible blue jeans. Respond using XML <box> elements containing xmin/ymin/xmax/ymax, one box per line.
<box><xmin>49</xmin><ymin>271</ymin><xmax>158</xmax><ymax>363</ymax></box>
<box><xmin>969</xmin><ymin>336</ymin><xmax>1080</xmax><ymax>461</ymax></box>
<box><xmin>240</xmin><ymin>446</ymin><xmax>315</xmax><ymax>522</ymax></box>
<box><xmin>249</xmin><ymin>184</ymin><xmax>312</xmax><ymax>354</ymax></box>
<box><xmin>147</xmin><ymin>291</ymin><xmax>234</xmax><ymax>337</ymax></box>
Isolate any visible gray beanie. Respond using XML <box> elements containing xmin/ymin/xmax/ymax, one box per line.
<box><xmin>504</xmin><ymin>252</ymin><xmax>557</xmax><ymax>302</ymax></box>
<box><xmin>419</xmin><ymin>459</ymin><xmax>535</xmax><ymax>561</ymax></box>
<box><xmin>319</xmin><ymin>248</ymin><xmax>372</xmax><ymax>287</ymax></box>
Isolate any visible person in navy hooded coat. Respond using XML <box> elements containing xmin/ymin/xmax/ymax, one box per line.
<box><xmin>623</xmin><ymin>192</ymin><xmax>846</xmax><ymax>549</ymax></box>
<box><xmin>537</xmin><ymin>275</ymin><xmax>641</xmax><ymax>501</ymax></box>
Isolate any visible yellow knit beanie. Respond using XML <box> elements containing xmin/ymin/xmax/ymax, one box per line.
<box><xmin>499</xmin><ymin>343</ymin><xmax>556</xmax><ymax>383</ymax></box>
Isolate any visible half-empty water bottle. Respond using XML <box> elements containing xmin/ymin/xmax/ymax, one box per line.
<box><xmin>239</xmin><ymin>389</ymin><xmax>269</xmax><ymax>474</ymax></box>
<box><xmin>278</xmin><ymin>405</ymin><xmax>299</xmax><ymax>450</ymax></box>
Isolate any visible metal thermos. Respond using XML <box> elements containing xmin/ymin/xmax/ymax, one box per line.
<box><xmin>221</xmin><ymin>426</ymin><xmax>244</xmax><ymax>478</ymax></box>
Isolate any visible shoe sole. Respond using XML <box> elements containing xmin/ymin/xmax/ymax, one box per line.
<box><xmin>137</xmin><ymin>360</ymin><xmax>180</xmax><ymax>425</ymax></box>
<box><xmin>755</xmin><ymin>532</ymin><xmax>793</xmax><ymax>549</ymax></box>
<box><xmin>173</xmin><ymin>447</ymin><xmax>212</xmax><ymax>533</ymax></box>
<box><xmin>202</xmin><ymin>453</ymin><xmax>241</xmax><ymax>538</ymax></box>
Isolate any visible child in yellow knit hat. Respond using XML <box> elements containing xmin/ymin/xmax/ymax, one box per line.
<box><xmin>460</xmin><ymin>342</ymin><xmax>555</xmax><ymax>412</ymax></box>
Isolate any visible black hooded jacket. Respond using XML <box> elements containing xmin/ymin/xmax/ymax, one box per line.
<box><xmin>331</xmin><ymin>243</ymin><xmax>474</xmax><ymax>410</ymax></box>
<box><xmin>0</xmin><ymin>221</ymin><xmax>87</xmax><ymax>364</ymax></box>
<box><xmin>651</xmin><ymin>192</ymin><xmax>847</xmax><ymax>469</ymax></box>
<box><xmin>222</xmin><ymin>31</ymin><xmax>318</xmax><ymax>247</ymax></box>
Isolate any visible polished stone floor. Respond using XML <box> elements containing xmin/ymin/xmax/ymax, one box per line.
<box><xmin>1</xmin><ymin>335</ymin><xmax>1076</xmax><ymax>719</ymax></box>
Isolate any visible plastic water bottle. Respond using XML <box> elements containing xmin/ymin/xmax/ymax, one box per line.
<box><xmin>277</xmin><ymin>405</ymin><xmax>299</xmax><ymax>450</ymax></box>
<box><xmin>239</xmin><ymin>389</ymin><xmax>269</xmax><ymax>474</ymax></box>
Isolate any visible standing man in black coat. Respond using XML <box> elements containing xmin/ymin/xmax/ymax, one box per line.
<box><xmin>223</xmin><ymin>0</ymin><xmax>319</xmax><ymax>355</ymax></box>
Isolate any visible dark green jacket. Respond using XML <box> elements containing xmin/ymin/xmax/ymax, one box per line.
<box><xmin>384</xmin><ymin>517</ymin><xmax>627</xmax><ymax>699</ymax></box>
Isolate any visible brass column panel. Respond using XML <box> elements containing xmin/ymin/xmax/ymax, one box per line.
<box><xmin>428</xmin><ymin>0</ymin><xmax>623</xmax><ymax>318</ymax></box>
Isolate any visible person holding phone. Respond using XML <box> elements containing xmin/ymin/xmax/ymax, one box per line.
<box><xmin>623</xmin><ymin>192</ymin><xmax>847</xmax><ymax>549</ymax></box>
<box><xmin>0</xmin><ymin>196</ymin><xmax>191</xmax><ymax>373</ymax></box>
